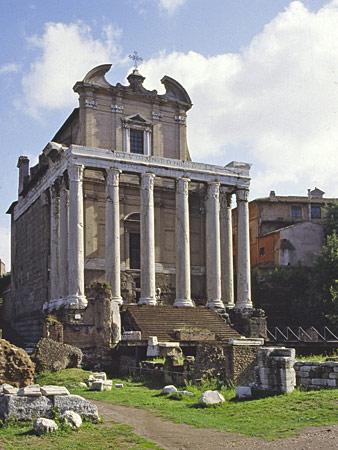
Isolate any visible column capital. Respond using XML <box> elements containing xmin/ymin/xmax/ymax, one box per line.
<box><xmin>207</xmin><ymin>181</ymin><xmax>220</xmax><ymax>199</ymax></box>
<box><xmin>141</xmin><ymin>172</ymin><xmax>156</xmax><ymax>189</ymax></box>
<box><xmin>236</xmin><ymin>189</ymin><xmax>249</xmax><ymax>202</ymax></box>
<box><xmin>220</xmin><ymin>191</ymin><xmax>232</xmax><ymax>209</ymax></box>
<box><xmin>176</xmin><ymin>177</ymin><xmax>190</xmax><ymax>195</ymax></box>
<box><xmin>106</xmin><ymin>167</ymin><xmax>121</xmax><ymax>186</ymax></box>
<box><xmin>68</xmin><ymin>164</ymin><xmax>84</xmax><ymax>183</ymax></box>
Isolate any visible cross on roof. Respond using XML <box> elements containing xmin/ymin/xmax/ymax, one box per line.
<box><xmin>129</xmin><ymin>51</ymin><xmax>143</xmax><ymax>70</ymax></box>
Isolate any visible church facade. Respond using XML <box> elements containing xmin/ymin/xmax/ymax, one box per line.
<box><xmin>7</xmin><ymin>64</ymin><xmax>253</xmax><ymax>346</ymax></box>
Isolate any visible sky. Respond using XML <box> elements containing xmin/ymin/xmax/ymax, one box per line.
<box><xmin>0</xmin><ymin>0</ymin><xmax>337</xmax><ymax>267</ymax></box>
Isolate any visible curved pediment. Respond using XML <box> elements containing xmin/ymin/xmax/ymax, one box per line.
<box><xmin>82</xmin><ymin>64</ymin><xmax>112</xmax><ymax>88</ymax></box>
<box><xmin>161</xmin><ymin>76</ymin><xmax>192</xmax><ymax>108</ymax></box>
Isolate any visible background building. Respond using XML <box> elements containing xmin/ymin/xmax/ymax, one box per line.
<box><xmin>233</xmin><ymin>188</ymin><xmax>336</xmax><ymax>268</ymax></box>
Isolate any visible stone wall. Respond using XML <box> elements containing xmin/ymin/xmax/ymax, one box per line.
<box><xmin>230</xmin><ymin>344</ymin><xmax>260</xmax><ymax>385</ymax></box>
<box><xmin>294</xmin><ymin>361</ymin><xmax>338</xmax><ymax>389</ymax></box>
<box><xmin>8</xmin><ymin>194</ymin><xmax>50</xmax><ymax>345</ymax></box>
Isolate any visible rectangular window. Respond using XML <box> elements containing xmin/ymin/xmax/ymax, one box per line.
<box><xmin>311</xmin><ymin>205</ymin><xmax>321</xmax><ymax>219</ymax></box>
<box><xmin>291</xmin><ymin>205</ymin><xmax>302</xmax><ymax>219</ymax></box>
<box><xmin>130</xmin><ymin>129</ymin><xmax>144</xmax><ymax>154</ymax></box>
<box><xmin>259</xmin><ymin>247</ymin><xmax>265</xmax><ymax>256</ymax></box>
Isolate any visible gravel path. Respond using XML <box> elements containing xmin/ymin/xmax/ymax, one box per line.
<box><xmin>94</xmin><ymin>400</ymin><xmax>338</xmax><ymax>450</ymax></box>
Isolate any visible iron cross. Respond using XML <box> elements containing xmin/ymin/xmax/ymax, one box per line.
<box><xmin>129</xmin><ymin>51</ymin><xmax>143</xmax><ymax>70</ymax></box>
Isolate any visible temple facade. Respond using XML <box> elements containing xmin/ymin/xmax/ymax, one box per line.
<box><xmin>7</xmin><ymin>64</ymin><xmax>253</xmax><ymax>347</ymax></box>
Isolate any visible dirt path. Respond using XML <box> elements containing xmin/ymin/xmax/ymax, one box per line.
<box><xmin>94</xmin><ymin>400</ymin><xmax>338</xmax><ymax>450</ymax></box>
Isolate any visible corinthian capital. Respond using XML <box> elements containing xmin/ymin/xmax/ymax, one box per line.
<box><xmin>236</xmin><ymin>189</ymin><xmax>249</xmax><ymax>202</ymax></box>
<box><xmin>68</xmin><ymin>164</ymin><xmax>84</xmax><ymax>183</ymax></box>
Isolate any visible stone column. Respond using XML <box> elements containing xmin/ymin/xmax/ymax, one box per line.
<box><xmin>50</xmin><ymin>184</ymin><xmax>60</xmax><ymax>300</ymax></box>
<box><xmin>139</xmin><ymin>173</ymin><xmax>157</xmax><ymax>305</ymax></box>
<box><xmin>67</xmin><ymin>164</ymin><xmax>87</xmax><ymax>309</ymax></box>
<box><xmin>206</xmin><ymin>182</ymin><xmax>224</xmax><ymax>309</ymax></box>
<box><xmin>105</xmin><ymin>168</ymin><xmax>122</xmax><ymax>304</ymax></box>
<box><xmin>59</xmin><ymin>178</ymin><xmax>69</xmax><ymax>299</ymax></box>
<box><xmin>174</xmin><ymin>177</ymin><xmax>193</xmax><ymax>307</ymax></box>
<box><xmin>236</xmin><ymin>189</ymin><xmax>253</xmax><ymax>309</ymax></box>
<box><xmin>220</xmin><ymin>188</ymin><xmax>235</xmax><ymax>308</ymax></box>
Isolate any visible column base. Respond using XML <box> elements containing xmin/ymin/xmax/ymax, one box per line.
<box><xmin>65</xmin><ymin>294</ymin><xmax>88</xmax><ymax>309</ymax></box>
<box><xmin>174</xmin><ymin>298</ymin><xmax>194</xmax><ymax>307</ymax></box>
<box><xmin>206</xmin><ymin>299</ymin><xmax>225</xmax><ymax>309</ymax></box>
<box><xmin>111</xmin><ymin>296</ymin><xmax>123</xmax><ymax>305</ymax></box>
<box><xmin>43</xmin><ymin>294</ymin><xmax>88</xmax><ymax>312</ymax></box>
<box><xmin>224</xmin><ymin>302</ymin><xmax>235</xmax><ymax>309</ymax></box>
<box><xmin>235</xmin><ymin>300</ymin><xmax>253</xmax><ymax>310</ymax></box>
<box><xmin>138</xmin><ymin>297</ymin><xmax>157</xmax><ymax>306</ymax></box>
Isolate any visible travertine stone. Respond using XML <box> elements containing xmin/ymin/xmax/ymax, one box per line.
<box><xmin>235</xmin><ymin>189</ymin><xmax>253</xmax><ymax>309</ymax></box>
<box><xmin>139</xmin><ymin>173</ymin><xmax>157</xmax><ymax>305</ymax></box>
<box><xmin>40</xmin><ymin>386</ymin><xmax>70</xmax><ymax>396</ymax></box>
<box><xmin>67</xmin><ymin>164</ymin><xmax>87</xmax><ymax>309</ymax></box>
<box><xmin>105</xmin><ymin>168</ymin><xmax>122</xmax><ymax>304</ymax></box>
<box><xmin>174</xmin><ymin>177</ymin><xmax>193</xmax><ymax>307</ymax></box>
<box><xmin>220</xmin><ymin>189</ymin><xmax>235</xmax><ymax>308</ymax></box>
<box><xmin>206</xmin><ymin>182</ymin><xmax>224</xmax><ymax>309</ymax></box>
<box><xmin>49</xmin><ymin>184</ymin><xmax>60</xmax><ymax>300</ymax></box>
<box><xmin>34</xmin><ymin>418</ymin><xmax>58</xmax><ymax>435</ymax></box>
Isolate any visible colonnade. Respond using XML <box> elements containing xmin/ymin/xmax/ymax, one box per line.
<box><xmin>49</xmin><ymin>164</ymin><xmax>252</xmax><ymax>311</ymax></box>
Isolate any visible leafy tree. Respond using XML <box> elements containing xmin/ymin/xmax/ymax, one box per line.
<box><xmin>323</xmin><ymin>201</ymin><xmax>338</xmax><ymax>237</ymax></box>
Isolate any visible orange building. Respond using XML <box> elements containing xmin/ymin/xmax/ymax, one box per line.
<box><xmin>233</xmin><ymin>188</ymin><xmax>335</xmax><ymax>268</ymax></box>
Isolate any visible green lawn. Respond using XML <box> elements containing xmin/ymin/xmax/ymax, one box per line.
<box><xmin>76</xmin><ymin>379</ymin><xmax>338</xmax><ymax>440</ymax></box>
<box><xmin>0</xmin><ymin>420</ymin><xmax>160</xmax><ymax>450</ymax></box>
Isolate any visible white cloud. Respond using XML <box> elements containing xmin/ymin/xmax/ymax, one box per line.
<box><xmin>158</xmin><ymin>0</ymin><xmax>186</xmax><ymax>14</ymax></box>
<box><xmin>0</xmin><ymin>63</ymin><xmax>20</xmax><ymax>75</ymax></box>
<box><xmin>22</xmin><ymin>22</ymin><xmax>122</xmax><ymax>116</ymax></box>
<box><xmin>139</xmin><ymin>1</ymin><xmax>338</xmax><ymax>198</ymax></box>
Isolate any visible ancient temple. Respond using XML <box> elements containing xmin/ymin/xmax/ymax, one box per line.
<box><xmin>6</xmin><ymin>64</ymin><xmax>255</xmax><ymax>349</ymax></box>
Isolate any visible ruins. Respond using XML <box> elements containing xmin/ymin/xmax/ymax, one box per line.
<box><xmin>5</xmin><ymin>64</ymin><xmax>266</xmax><ymax>374</ymax></box>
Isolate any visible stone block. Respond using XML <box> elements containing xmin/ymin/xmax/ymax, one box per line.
<box><xmin>327</xmin><ymin>379</ymin><xmax>336</xmax><ymax>387</ymax></box>
<box><xmin>311</xmin><ymin>378</ymin><xmax>328</xmax><ymax>386</ymax></box>
<box><xmin>33</xmin><ymin>418</ymin><xmax>58</xmax><ymax>435</ymax></box>
<box><xmin>89</xmin><ymin>372</ymin><xmax>107</xmax><ymax>381</ymax></box>
<box><xmin>40</xmin><ymin>386</ymin><xmax>70</xmax><ymax>396</ymax></box>
<box><xmin>298</xmin><ymin>378</ymin><xmax>311</xmax><ymax>386</ymax></box>
<box><xmin>329</xmin><ymin>373</ymin><xmax>338</xmax><ymax>379</ymax></box>
<box><xmin>62</xmin><ymin>410</ymin><xmax>82</xmax><ymax>429</ymax></box>
<box><xmin>2</xmin><ymin>384</ymin><xmax>18</xmax><ymax>395</ymax></box>
<box><xmin>54</xmin><ymin>395</ymin><xmax>99</xmax><ymax>422</ymax></box>
<box><xmin>17</xmin><ymin>385</ymin><xmax>42</xmax><ymax>397</ymax></box>
<box><xmin>34</xmin><ymin>338</ymin><xmax>82</xmax><ymax>372</ymax></box>
<box><xmin>121</xmin><ymin>331</ymin><xmax>142</xmax><ymax>341</ymax></box>
<box><xmin>89</xmin><ymin>380</ymin><xmax>112</xmax><ymax>392</ymax></box>
<box><xmin>0</xmin><ymin>394</ymin><xmax>52</xmax><ymax>420</ymax></box>
<box><xmin>236</xmin><ymin>386</ymin><xmax>252</xmax><ymax>399</ymax></box>
<box><xmin>199</xmin><ymin>390</ymin><xmax>225</xmax><ymax>406</ymax></box>
<box><xmin>161</xmin><ymin>385</ymin><xmax>177</xmax><ymax>394</ymax></box>
<box><xmin>115</xmin><ymin>383</ymin><xmax>124</xmax><ymax>388</ymax></box>
<box><xmin>334</xmin><ymin>367</ymin><xmax>338</xmax><ymax>373</ymax></box>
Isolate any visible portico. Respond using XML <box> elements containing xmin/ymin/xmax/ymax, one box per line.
<box><xmin>42</xmin><ymin>144</ymin><xmax>252</xmax><ymax>311</ymax></box>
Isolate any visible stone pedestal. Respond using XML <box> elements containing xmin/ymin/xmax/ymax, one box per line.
<box><xmin>174</xmin><ymin>177</ymin><xmax>193</xmax><ymax>307</ymax></box>
<box><xmin>139</xmin><ymin>173</ymin><xmax>157</xmax><ymax>305</ymax></box>
<box><xmin>229</xmin><ymin>307</ymin><xmax>267</xmax><ymax>339</ymax></box>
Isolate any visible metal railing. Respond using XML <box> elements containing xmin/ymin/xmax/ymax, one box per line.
<box><xmin>267</xmin><ymin>326</ymin><xmax>338</xmax><ymax>343</ymax></box>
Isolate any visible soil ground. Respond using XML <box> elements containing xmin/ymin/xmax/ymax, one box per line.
<box><xmin>94</xmin><ymin>400</ymin><xmax>338</xmax><ymax>450</ymax></box>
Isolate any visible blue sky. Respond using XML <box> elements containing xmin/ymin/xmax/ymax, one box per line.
<box><xmin>0</xmin><ymin>0</ymin><xmax>335</xmax><ymax>266</ymax></box>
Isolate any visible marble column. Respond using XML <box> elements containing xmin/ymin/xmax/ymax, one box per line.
<box><xmin>220</xmin><ymin>188</ymin><xmax>235</xmax><ymax>308</ymax></box>
<box><xmin>50</xmin><ymin>184</ymin><xmax>60</xmax><ymax>300</ymax></box>
<box><xmin>59</xmin><ymin>179</ymin><xmax>69</xmax><ymax>299</ymax></box>
<box><xmin>105</xmin><ymin>168</ymin><xmax>122</xmax><ymax>304</ymax></box>
<box><xmin>67</xmin><ymin>164</ymin><xmax>87</xmax><ymax>309</ymax></box>
<box><xmin>174</xmin><ymin>177</ymin><xmax>193</xmax><ymax>307</ymax></box>
<box><xmin>206</xmin><ymin>181</ymin><xmax>224</xmax><ymax>309</ymax></box>
<box><xmin>139</xmin><ymin>172</ymin><xmax>157</xmax><ymax>305</ymax></box>
<box><xmin>236</xmin><ymin>189</ymin><xmax>253</xmax><ymax>309</ymax></box>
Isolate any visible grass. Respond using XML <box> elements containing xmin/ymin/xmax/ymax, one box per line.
<box><xmin>75</xmin><ymin>379</ymin><xmax>338</xmax><ymax>441</ymax></box>
<box><xmin>0</xmin><ymin>420</ymin><xmax>160</xmax><ymax>450</ymax></box>
<box><xmin>296</xmin><ymin>353</ymin><xmax>337</xmax><ymax>362</ymax></box>
<box><xmin>35</xmin><ymin>368</ymin><xmax>92</xmax><ymax>389</ymax></box>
